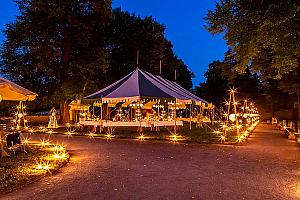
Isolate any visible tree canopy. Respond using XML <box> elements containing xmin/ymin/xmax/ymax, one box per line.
<box><xmin>205</xmin><ymin>0</ymin><xmax>300</xmax><ymax>119</ymax></box>
<box><xmin>1</xmin><ymin>0</ymin><xmax>111</xmax><ymax>105</ymax></box>
<box><xmin>205</xmin><ymin>0</ymin><xmax>300</xmax><ymax>79</ymax></box>
<box><xmin>106</xmin><ymin>8</ymin><xmax>193</xmax><ymax>90</ymax></box>
<box><xmin>194</xmin><ymin>57</ymin><xmax>262</xmax><ymax>109</ymax></box>
<box><xmin>0</xmin><ymin>1</ymin><xmax>193</xmax><ymax>121</ymax></box>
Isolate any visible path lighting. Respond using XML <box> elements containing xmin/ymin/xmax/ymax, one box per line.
<box><xmin>35</xmin><ymin>163</ymin><xmax>43</xmax><ymax>170</ymax></box>
<box><xmin>105</xmin><ymin>134</ymin><xmax>114</xmax><ymax>139</ymax></box>
<box><xmin>137</xmin><ymin>134</ymin><xmax>146</xmax><ymax>140</ymax></box>
<box><xmin>88</xmin><ymin>132</ymin><xmax>95</xmax><ymax>139</ymax></box>
<box><xmin>220</xmin><ymin>135</ymin><xmax>226</xmax><ymax>142</ymax></box>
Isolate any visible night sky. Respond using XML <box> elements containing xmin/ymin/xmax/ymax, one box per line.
<box><xmin>0</xmin><ymin>0</ymin><xmax>227</xmax><ymax>86</ymax></box>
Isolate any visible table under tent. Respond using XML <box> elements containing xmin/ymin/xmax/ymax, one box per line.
<box><xmin>0</xmin><ymin>77</ymin><xmax>38</xmax><ymax>157</ymax></box>
<box><xmin>80</xmin><ymin>68</ymin><xmax>213</xmax><ymax>134</ymax></box>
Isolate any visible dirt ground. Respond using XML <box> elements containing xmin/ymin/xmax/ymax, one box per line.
<box><xmin>1</xmin><ymin>124</ymin><xmax>299</xmax><ymax>200</ymax></box>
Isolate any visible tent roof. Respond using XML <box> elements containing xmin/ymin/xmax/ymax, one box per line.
<box><xmin>0</xmin><ymin>77</ymin><xmax>38</xmax><ymax>101</ymax></box>
<box><xmin>85</xmin><ymin>68</ymin><xmax>208</xmax><ymax>104</ymax></box>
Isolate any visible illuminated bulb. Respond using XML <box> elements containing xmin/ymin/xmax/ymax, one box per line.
<box><xmin>65</xmin><ymin>131</ymin><xmax>73</xmax><ymax>136</ymax></box>
<box><xmin>137</xmin><ymin>134</ymin><xmax>145</xmax><ymax>140</ymax></box>
<box><xmin>88</xmin><ymin>132</ymin><xmax>95</xmax><ymax>139</ymax></box>
<box><xmin>213</xmin><ymin>130</ymin><xmax>222</xmax><ymax>134</ymax></box>
<box><xmin>43</xmin><ymin>165</ymin><xmax>49</xmax><ymax>170</ymax></box>
<box><xmin>220</xmin><ymin>135</ymin><xmax>226</xmax><ymax>141</ymax></box>
<box><xmin>36</xmin><ymin>164</ymin><xmax>43</xmax><ymax>170</ymax></box>
<box><xmin>105</xmin><ymin>134</ymin><xmax>114</xmax><ymax>139</ymax></box>
<box><xmin>172</xmin><ymin>135</ymin><xmax>178</xmax><ymax>141</ymax></box>
<box><xmin>24</xmin><ymin>138</ymin><xmax>29</xmax><ymax>144</ymax></box>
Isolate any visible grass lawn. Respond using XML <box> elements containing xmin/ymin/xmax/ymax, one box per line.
<box><xmin>42</xmin><ymin>123</ymin><xmax>245</xmax><ymax>144</ymax></box>
<box><xmin>0</xmin><ymin>143</ymin><xmax>69</xmax><ymax>194</ymax></box>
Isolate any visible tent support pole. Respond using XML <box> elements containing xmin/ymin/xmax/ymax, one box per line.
<box><xmin>138</xmin><ymin>98</ymin><xmax>142</xmax><ymax>133</ymax></box>
<box><xmin>100</xmin><ymin>103</ymin><xmax>103</xmax><ymax>120</ymax></box>
<box><xmin>174</xmin><ymin>100</ymin><xmax>177</xmax><ymax>135</ymax></box>
<box><xmin>190</xmin><ymin>103</ymin><xmax>192</xmax><ymax>130</ymax></box>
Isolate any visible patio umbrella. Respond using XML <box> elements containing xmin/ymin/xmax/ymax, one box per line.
<box><xmin>0</xmin><ymin>77</ymin><xmax>37</xmax><ymax>101</ymax></box>
<box><xmin>0</xmin><ymin>77</ymin><xmax>37</xmax><ymax>157</ymax></box>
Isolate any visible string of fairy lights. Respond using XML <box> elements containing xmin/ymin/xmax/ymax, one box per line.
<box><xmin>2</xmin><ymin>86</ymin><xmax>260</xmax><ymax>163</ymax></box>
<box><xmin>0</xmin><ymin>102</ymin><xmax>69</xmax><ymax>174</ymax></box>
<box><xmin>216</xmin><ymin>88</ymin><xmax>260</xmax><ymax>143</ymax></box>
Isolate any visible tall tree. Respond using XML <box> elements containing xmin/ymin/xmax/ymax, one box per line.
<box><xmin>205</xmin><ymin>0</ymin><xmax>300</xmax><ymax>79</ymax></box>
<box><xmin>194</xmin><ymin>61</ymin><xmax>228</xmax><ymax>106</ymax></box>
<box><xmin>195</xmin><ymin>57</ymin><xmax>262</xmax><ymax>109</ymax></box>
<box><xmin>206</xmin><ymin>1</ymin><xmax>300</xmax><ymax>119</ymax></box>
<box><xmin>1</xmin><ymin>0</ymin><xmax>112</xmax><ymax>123</ymax></box>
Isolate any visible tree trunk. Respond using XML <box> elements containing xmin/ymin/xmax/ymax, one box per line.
<box><xmin>297</xmin><ymin>89</ymin><xmax>300</xmax><ymax>120</ymax></box>
<box><xmin>297</xmin><ymin>89</ymin><xmax>300</xmax><ymax>133</ymax></box>
<box><xmin>59</xmin><ymin>99</ymin><xmax>71</xmax><ymax>125</ymax></box>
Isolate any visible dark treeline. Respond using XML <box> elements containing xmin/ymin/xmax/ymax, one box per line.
<box><xmin>0</xmin><ymin>0</ymin><xmax>193</xmax><ymax>122</ymax></box>
<box><xmin>196</xmin><ymin>0</ymin><xmax>300</xmax><ymax>122</ymax></box>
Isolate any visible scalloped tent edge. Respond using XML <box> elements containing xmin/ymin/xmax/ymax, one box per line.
<box><xmin>85</xmin><ymin>68</ymin><xmax>208</xmax><ymax>105</ymax></box>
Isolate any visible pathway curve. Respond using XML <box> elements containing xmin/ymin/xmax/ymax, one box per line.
<box><xmin>1</xmin><ymin>123</ymin><xmax>299</xmax><ymax>200</ymax></box>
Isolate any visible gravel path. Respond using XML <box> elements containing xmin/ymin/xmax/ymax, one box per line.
<box><xmin>1</xmin><ymin>123</ymin><xmax>299</xmax><ymax>200</ymax></box>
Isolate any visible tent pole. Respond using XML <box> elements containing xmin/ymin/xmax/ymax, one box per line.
<box><xmin>157</xmin><ymin>101</ymin><xmax>160</xmax><ymax>119</ymax></box>
<box><xmin>190</xmin><ymin>103</ymin><xmax>192</xmax><ymax>130</ymax></box>
<box><xmin>159</xmin><ymin>60</ymin><xmax>162</xmax><ymax>75</ymax></box>
<box><xmin>174</xmin><ymin>100</ymin><xmax>177</xmax><ymax>135</ymax></box>
<box><xmin>138</xmin><ymin>98</ymin><xmax>142</xmax><ymax>133</ymax></box>
<box><xmin>137</xmin><ymin>50</ymin><xmax>139</xmax><ymax>68</ymax></box>
<box><xmin>101</xmin><ymin>103</ymin><xmax>103</xmax><ymax>120</ymax></box>
<box><xmin>106</xmin><ymin>104</ymin><xmax>109</xmax><ymax>120</ymax></box>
